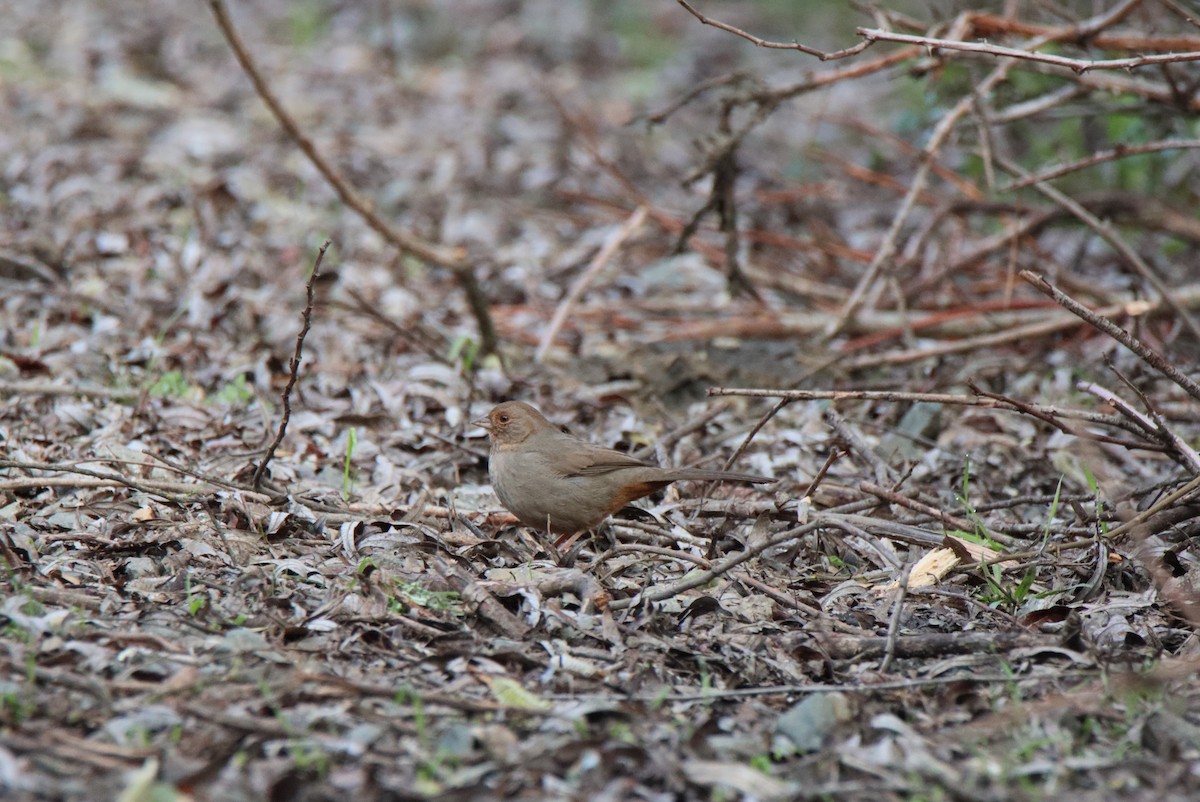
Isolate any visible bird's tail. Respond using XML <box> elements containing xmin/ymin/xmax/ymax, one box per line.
<box><xmin>667</xmin><ymin>469</ymin><xmax>775</xmax><ymax>484</ymax></box>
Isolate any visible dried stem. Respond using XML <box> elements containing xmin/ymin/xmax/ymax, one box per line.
<box><xmin>207</xmin><ymin>0</ymin><xmax>498</xmax><ymax>354</ymax></box>
<box><xmin>536</xmin><ymin>206</ymin><xmax>647</xmax><ymax>363</ymax></box>
<box><xmin>677</xmin><ymin>0</ymin><xmax>871</xmax><ymax>60</ymax></box>
<box><xmin>1005</xmin><ymin>164</ymin><xmax>1200</xmax><ymax>343</ymax></box>
<box><xmin>253</xmin><ymin>240</ymin><xmax>329</xmax><ymax>491</ymax></box>
<box><xmin>857</xmin><ymin>26</ymin><xmax>1200</xmax><ymax>73</ymax></box>
<box><xmin>1020</xmin><ymin>271</ymin><xmax>1200</xmax><ymax>403</ymax></box>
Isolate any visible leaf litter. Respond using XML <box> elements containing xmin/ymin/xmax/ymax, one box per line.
<box><xmin>2</xmin><ymin>1</ymin><xmax>1200</xmax><ymax>800</ymax></box>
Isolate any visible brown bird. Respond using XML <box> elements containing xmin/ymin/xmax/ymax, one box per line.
<box><xmin>473</xmin><ymin>401</ymin><xmax>774</xmax><ymax>535</ymax></box>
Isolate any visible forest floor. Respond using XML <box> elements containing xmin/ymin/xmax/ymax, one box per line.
<box><xmin>3</xmin><ymin>2</ymin><xmax>1200</xmax><ymax>800</ymax></box>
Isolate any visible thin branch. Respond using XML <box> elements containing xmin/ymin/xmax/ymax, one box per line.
<box><xmin>969</xmin><ymin>383</ymin><xmax>1160</xmax><ymax>447</ymax></box>
<box><xmin>1080</xmin><ymin>381</ymin><xmax>1161</xmax><ymax>438</ymax></box>
<box><xmin>632</xmin><ymin>402</ymin><xmax>730</xmax><ymax>462</ymax></box>
<box><xmin>253</xmin><ymin>240</ymin><xmax>329</xmax><ymax>490</ymax></box>
<box><xmin>677</xmin><ymin>0</ymin><xmax>871</xmax><ymax>60</ymax></box>
<box><xmin>1106</xmin><ymin>362</ymin><xmax>1200</xmax><ymax>472</ymax></box>
<box><xmin>0</xmin><ymin>459</ymin><xmax>210</xmax><ymax>504</ymax></box>
<box><xmin>879</xmin><ymin>560</ymin><xmax>913</xmax><ymax>673</ymax></box>
<box><xmin>828</xmin><ymin>0</ymin><xmax>1158</xmax><ymax>334</ymax></box>
<box><xmin>608</xmin><ymin>521</ymin><xmax>821</xmax><ymax>611</ymax></box>
<box><xmin>208</xmin><ymin>2</ymin><xmax>456</xmax><ymax>267</ymax></box>
<box><xmin>722</xmin><ymin>398</ymin><xmax>790</xmax><ymax>473</ymax></box>
<box><xmin>1020</xmin><ymin>271</ymin><xmax>1200</xmax><ymax>404</ymax></box>
<box><xmin>710</xmin><ymin>385</ymin><xmax>1158</xmax><ymax>441</ymax></box>
<box><xmin>836</xmin><ymin>306</ymin><xmax>1141</xmax><ymax>371</ymax></box>
<box><xmin>1082</xmin><ymin>378</ymin><xmax>1200</xmax><ymax>473</ymax></box>
<box><xmin>1003</xmin><ymin>160</ymin><xmax>1200</xmax><ymax>343</ymax></box>
<box><xmin>1103</xmin><ymin>474</ymin><xmax>1200</xmax><ymax>541</ymax></box>
<box><xmin>334</xmin><ymin>287</ymin><xmax>450</xmax><ymax>363</ymax></box>
<box><xmin>1160</xmin><ymin>0</ymin><xmax>1200</xmax><ymax>32</ymax></box>
<box><xmin>587</xmin><ymin>666</ymin><xmax>1096</xmax><ymax>703</ymax></box>
<box><xmin>861</xmin><ymin>482</ymin><xmax>997</xmax><ymax>541</ymax></box>
<box><xmin>643</xmin><ymin>71</ymin><xmax>753</xmax><ymax>126</ymax></box>
<box><xmin>825</xmin><ymin>408</ymin><xmax>895</xmax><ymax>485</ymax></box>
<box><xmin>827</xmin><ymin>59</ymin><xmax>1017</xmax><ymax>335</ymax></box>
<box><xmin>969</xmin><ymin>6</ymin><xmax>1199</xmax><ymax>49</ymax></box>
<box><xmin>1002</xmin><ymin>139</ymin><xmax>1200</xmax><ymax>191</ymax></box>
<box><xmin>801</xmin><ymin>448</ymin><xmax>842</xmax><ymax>502</ymax></box>
<box><xmin>207</xmin><ymin>0</ymin><xmax>498</xmax><ymax>355</ymax></box>
<box><xmin>536</xmin><ymin>206</ymin><xmax>647</xmax><ymax>363</ymax></box>
<box><xmin>858</xmin><ymin>27</ymin><xmax>1200</xmax><ymax>74</ymax></box>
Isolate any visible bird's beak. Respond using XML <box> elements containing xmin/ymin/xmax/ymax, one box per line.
<box><xmin>472</xmin><ymin>417</ymin><xmax>492</xmax><ymax>432</ymax></box>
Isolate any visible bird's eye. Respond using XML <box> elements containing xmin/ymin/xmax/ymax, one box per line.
<box><xmin>498</xmin><ymin>414</ymin><xmax>509</xmax><ymax>423</ymax></box>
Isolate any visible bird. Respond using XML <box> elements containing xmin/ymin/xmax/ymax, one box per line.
<box><xmin>473</xmin><ymin>400</ymin><xmax>774</xmax><ymax>536</ymax></box>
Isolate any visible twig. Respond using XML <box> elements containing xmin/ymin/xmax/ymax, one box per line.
<box><xmin>681</xmin><ymin>92</ymin><xmax>783</xmax><ymax>188</ymax></box>
<box><xmin>879</xmin><ymin>560</ymin><xmax>913</xmax><ymax>673</ymax></box>
<box><xmin>651</xmin><ymin>297</ymin><xmax>1088</xmax><ymax>341</ymax></box>
<box><xmin>722</xmin><ymin>398</ymin><xmax>789</xmax><ymax>473</ymax></box>
<box><xmin>731</xmin><ymin>570</ymin><xmax>822</xmax><ymax>617</ymax></box>
<box><xmin>1002</xmin><ymin>139</ymin><xmax>1200</xmax><ymax>191</ymax></box>
<box><xmin>837</xmin><ymin>307</ymin><xmax>1144</xmax><ymax>371</ymax></box>
<box><xmin>712</xmin><ymin>142</ymin><xmax>761</xmax><ymax>300</ymax></box>
<box><xmin>597</xmin><ymin>543</ymin><xmax>712</xmax><ymax>570</ymax></box>
<box><xmin>563</xmin><ymin>665</ymin><xmax>1093</xmax><ymax>703</ymax></box>
<box><xmin>710</xmin><ymin>385</ymin><xmax>1154</xmax><ymax>438</ymax></box>
<box><xmin>823</xmin><ymin>408</ymin><xmax>896</xmax><ymax>485</ymax></box>
<box><xmin>968</xmin><ymin>7</ymin><xmax>1200</xmax><ymax>50</ymax></box>
<box><xmin>1079</xmin><ymin>381</ymin><xmax>1159</xmax><ymax>438</ymax></box>
<box><xmin>968</xmin><ymin>383</ymin><xmax>1161</xmax><ymax>449</ymax></box>
<box><xmin>1080</xmin><ymin>379</ymin><xmax>1200</xmax><ymax>473</ymax></box>
<box><xmin>0</xmin><ymin>459</ymin><xmax>210</xmax><ymax>504</ymax></box>
<box><xmin>1161</xmin><ymin>0</ymin><xmax>1200</xmax><ymax>32</ymax></box>
<box><xmin>677</xmin><ymin>0</ymin><xmax>871</xmax><ymax>60</ymax></box>
<box><xmin>535</xmin><ymin>205</ymin><xmax>647</xmax><ymax>363</ymax></box>
<box><xmin>608</xmin><ymin>520</ymin><xmax>821</xmax><ymax>611</ymax></box>
<box><xmin>0</xmin><ymin>381</ymin><xmax>140</xmax><ymax>401</ymax></box>
<box><xmin>253</xmin><ymin>240</ymin><xmax>329</xmax><ymax>490</ymax></box>
<box><xmin>870</xmin><ymin>482</ymin><xmax>1022</xmax><ymax>549</ymax></box>
<box><xmin>858</xmin><ymin>27</ymin><xmax>1200</xmax><ymax>74</ymax></box>
<box><xmin>207</xmin><ymin>2</ymin><xmax>454</xmax><ymax>265</ymax></box>
<box><xmin>609</xmin><ymin>508</ymin><xmax>964</xmax><ymax>612</ymax></box>
<box><xmin>1103</xmin><ymin>474</ymin><xmax>1200</xmax><ymax>541</ymax></box>
<box><xmin>828</xmin><ymin>58</ymin><xmax>1018</xmax><ymax>335</ymax></box>
<box><xmin>289</xmin><ymin>670</ymin><xmax>507</xmax><ymax>713</ymax></box>
<box><xmin>334</xmin><ymin>287</ymin><xmax>449</xmax><ymax>363</ymax></box>
<box><xmin>802</xmin><ymin>448</ymin><xmax>842</xmax><ymax>501</ymax></box>
<box><xmin>1005</xmin><ymin>166</ymin><xmax>1200</xmax><ymax>343</ymax></box>
<box><xmin>714</xmin><ymin>388</ymin><xmax>985</xmax><ymax>405</ymax></box>
<box><xmin>992</xmin><ymin>84</ymin><xmax>1088</xmax><ymax>123</ymax></box>
<box><xmin>631</xmin><ymin>402</ymin><xmax>729</xmax><ymax>462</ymax></box>
<box><xmin>643</xmin><ymin>71</ymin><xmax>753</xmax><ymax>125</ymax></box>
<box><xmin>1105</xmin><ymin>362</ymin><xmax>1200</xmax><ymax>473</ymax></box>
<box><xmin>0</xmin><ymin>454</ymin><xmax>261</xmax><ymax>499</ymax></box>
<box><xmin>900</xmin><ymin>195</ymin><xmax>1200</xmax><ymax>304</ymax></box>
<box><xmin>206</xmin><ymin>0</ymin><xmax>498</xmax><ymax>354</ymax></box>
<box><xmin>829</xmin><ymin>0</ymin><xmax>1150</xmax><ymax>335</ymax></box>
<box><xmin>1020</xmin><ymin>270</ymin><xmax>1200</xmax><ymax>403</ymax></box>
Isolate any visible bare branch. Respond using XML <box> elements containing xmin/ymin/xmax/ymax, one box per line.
<box><xmin>1020</xmin><ymin>271</ymin><xmax>1200</xmax><ymax>404</ymax></box>
<box><xmin>858</xmin><ymin>27</ymin><xmax>1200</xmax><ymax>73</ymax></box>
<box><xmin>207</xmin><ymin>0</ymin><xmax>498</xmax><ymax>355</ymax></box>
<box><xmin>677</xmin><ymin>0</ymin><xmax>871</xmax><ymax>60</ymax></box>
<box><xmin>1002</xmin><ymin>139</ymin><xmax>1200</xmax><ymax>190</ymax></box>
<box><xmin>253</xmin><ymin>240</ymin><xmax>330</xmax><ymax>491</ymax></box>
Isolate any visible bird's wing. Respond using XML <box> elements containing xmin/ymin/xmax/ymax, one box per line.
<box><xmin>556</xmin><ymin>441</ymin><xmax>654</xmax><ymax>477</ymax></box>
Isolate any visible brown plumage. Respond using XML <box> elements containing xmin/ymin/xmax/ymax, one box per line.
<box><xmin>473</xmin><ymin>401</ymin><xmax>774</xmax><ymax>535</ymax></box>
